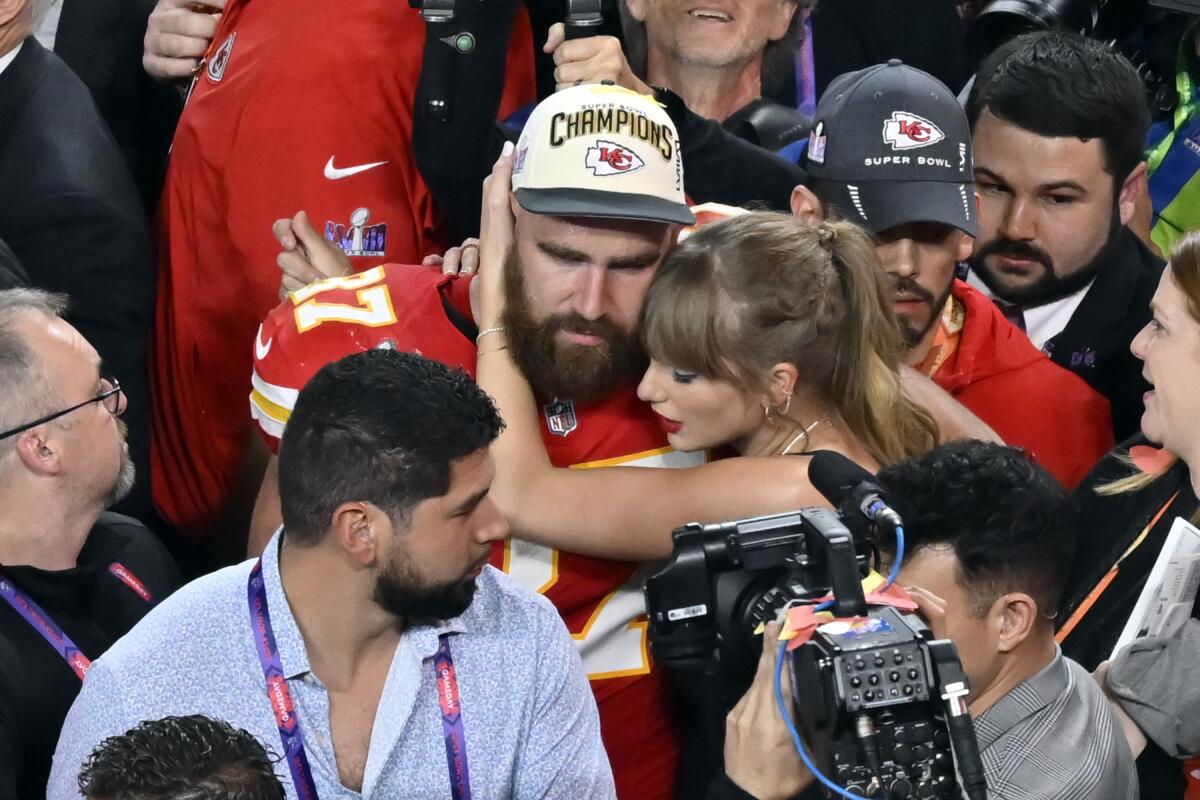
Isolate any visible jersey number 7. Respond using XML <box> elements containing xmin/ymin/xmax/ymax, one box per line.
<box><xmin>291</xmin><ymin>266</ymin><xmax>398</xmax><ymax>332</ymax></box>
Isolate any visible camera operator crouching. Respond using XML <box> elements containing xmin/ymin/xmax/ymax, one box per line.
<box><xmin>690</xmin><ymin>441</ymin><xmax>1138</xmax><ymax>800</ymax></box>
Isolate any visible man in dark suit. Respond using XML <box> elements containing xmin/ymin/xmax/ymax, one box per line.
<box><xmin>40</xmin><ymin>0</ymin><xmax>183</xmax><ymax>212</ymax></box>
<box><xmin>964</xmin><ymin>31</ymin><xmax>1163</xmax><ymax>441</ymax></box>
<box><xmin>0</xmin><ymin>0</ymin><xmax>157</xmax><ymax>528</ymax></box>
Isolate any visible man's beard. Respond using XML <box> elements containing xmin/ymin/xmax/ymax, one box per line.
<box><xmin>103</xmin><ymin>420</ymin><xmax>135</xmax><ymax>508</ymax></box>
<box><xmin>373</xmin><ymin>546</ymin><xmax>483</xmax><ymax>627</ymax></box>
<box><xmin>501</xmin><ymin>252</ymin><xmax>647</xmax><ymax>403</ymax></box>
<box><xmin>893</xmin><ymin>276</ymin><xmax>954</xmax><ymax>350</ymax></box>
<box><xmin>971</xmin><ymin>202</ymin><xmax>1121</xmax><ymax>307</ymax></box>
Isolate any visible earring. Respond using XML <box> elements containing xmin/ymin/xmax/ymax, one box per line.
<box><xmin>763</xmin><ymin>393</ymin><xmax>793</xmax><ymax>420</ymax></box>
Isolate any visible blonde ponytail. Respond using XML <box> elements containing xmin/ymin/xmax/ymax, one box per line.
<box><xmin>821</xmin><ymin>221</ymin><xmax>938</xmax><ymax>463</ymax></box>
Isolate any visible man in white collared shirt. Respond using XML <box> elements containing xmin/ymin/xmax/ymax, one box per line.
<box><xmin>50</xmin><ymin>350</ymin><xmax>614</xmax><ymax>799</ymax></box>
<box><xmin>964</xmin><ymin>31</ymin><xmax>1164</xmax><ymax>441</ymax></box>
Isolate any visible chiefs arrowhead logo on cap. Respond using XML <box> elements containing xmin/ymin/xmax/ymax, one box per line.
<box><xmin>883</xmin><ymin>111</ymin><xmax>944</xmax><ymax>151</ymax></box>
<box><xmin>584</xmin><ymin>140</ymin><xmax>646</xmax><ymax>177</ymax></box>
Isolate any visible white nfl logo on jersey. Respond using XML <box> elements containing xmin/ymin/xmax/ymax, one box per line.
<box><xmin>544</xmin><ymin>400</ymin><xmax>578</xmax><ymax>437</ymax></box>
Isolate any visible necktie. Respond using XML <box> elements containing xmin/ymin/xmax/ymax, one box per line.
<box><xmin>997</xmin><ymin>301</ymin><xmax>1026</xmax><ymax>333</ymax></box>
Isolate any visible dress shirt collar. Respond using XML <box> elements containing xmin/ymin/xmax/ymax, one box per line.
<box><xmin>0</xmin><ymin>41</ymin><xmax>23</xmax><ymax>77</ymax></box>
<box><xmin>965</xmin><ymin>269</ymin><xmax>1094</xmax><ymax>351</ymax></box>
<box><xmin>262</xmin><ymin>528</ymin><xmax>472</xmax><ymax>679</ymax></box>
<box><xmin>973</xmin><ymin>645</ymin><xmax>1068</xmax><ymax>752</ymax></box>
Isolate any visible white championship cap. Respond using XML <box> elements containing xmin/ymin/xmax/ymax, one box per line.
<box><xmin>511</xmin><ymin>83</ymin><xmax>695</xmax><ymax>226</ymax></box>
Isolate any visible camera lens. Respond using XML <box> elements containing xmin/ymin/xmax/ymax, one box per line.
<box><xmin>968</xmin><ymin>0</ymin><xmax>1104</xmax><ymax>65</ymax></box>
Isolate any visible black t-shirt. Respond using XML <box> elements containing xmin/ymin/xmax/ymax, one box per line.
<box><xmin>0</xmin><ymin>512</ymin><xmax>181</xmax><ymax>798</ymax></box>
<box><xmin>1061</xmin><ymin>439</ymin><xmax>1200</xmax><ymax>799</ymax></box>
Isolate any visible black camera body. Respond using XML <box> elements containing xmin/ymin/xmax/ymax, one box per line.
<box><xmin>646</xmin><ymin>506</ymin><xmax>978</xmax><ymax>800</ymax></box>
<box><xmin>791</xmin><ymin>606</ymin><xmax>962</xmax><ymax>798</ymax></box>
<box><xmin>645</xmin><ymin>508</ymin><xmax>870</xmax><ymax>675</ymax></box>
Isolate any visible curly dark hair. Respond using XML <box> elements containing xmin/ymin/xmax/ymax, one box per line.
<box><xmin>278</xmin><ymin>348</ymin><xmax>505</xmax><ymax>545</ymax></box>
<box><xmin>77</xmin><ymin>715</ymin><xmax>284</xmax><ymax>799</ymax></box>
<box><xmin>876</xmin><ymin>439</ymin><xmax>1077</xmax><ymax>619</ymax></box>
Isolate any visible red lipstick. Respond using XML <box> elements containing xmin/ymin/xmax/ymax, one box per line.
<box><xmin>654</xmin><ymin>411</ymin><xmax>683</xmax><ymax>434</ymax></box>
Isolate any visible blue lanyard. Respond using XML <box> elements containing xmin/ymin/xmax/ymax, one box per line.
<box><xmin>247</xmin><ymin>560</ymin><xmax>472</xmax><ymax>799</ymax></box>
<box><xmin>434</xmin><ymin>633</ymin><xmax>472</xmax><ymax>799</ymax></box>
<box><xmin>0</xmin><ymin>562</ymin><xmax>153</xmax><ymax>681</ymax></box>
<box><xmin>248</xmin><ymin>561</ymin><xmax>319</xmax><ymax>800</ymax></box>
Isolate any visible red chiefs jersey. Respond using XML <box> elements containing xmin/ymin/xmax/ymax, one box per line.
<box><xmin>250</xmin><ymin>265</ymin><xmax>477</xmax><ymax>447</ymax></box>
<box><xmin>499</xmin><ymin>393</ymin><xmax>703</xmax><ymax>800</ymax></box>
<box><xmin>251</xmin><ymin>265</ymin><xmax>702</xmax><ymax>799</ymax></box>
<box><xmin>151</xmin><ymin>0</ymin><xmax>535</xmax><ymax>532</ymax></box>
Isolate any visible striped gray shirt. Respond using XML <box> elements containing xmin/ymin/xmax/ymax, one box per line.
<box><xmin>974</xmin><ymin>647</ymin><xmax>1138</xmax><ymax>799</ymax></box>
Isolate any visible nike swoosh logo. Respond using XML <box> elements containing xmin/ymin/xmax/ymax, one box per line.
<box><xmin>324</xmin><ymin>157</ymin><xmax>388</xmax><ymax>180</ymax></box>
<box><xmin>255</xmin><ymin>327</ymin><xmax>272</xmax><ymax>360</ymax></box>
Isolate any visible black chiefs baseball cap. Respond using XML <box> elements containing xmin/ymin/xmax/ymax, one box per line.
<box><xmin>805</xmin><ymin>60</ymin><xmax>977</xmax><ymax>237</ymax></box>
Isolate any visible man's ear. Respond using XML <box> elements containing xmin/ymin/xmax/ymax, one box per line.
<box><xmin>1118</xmin><ymin>162</ymin><xmax>1149</xmax><ymax>228</ymax></box>
<box><xmin>790</xmin><ymin>184</ymin><xmax>825</xmax><ymax>223</ymax></box>
<box><xmin>766</xmin><ymin>0</ymin><xmax>798</xmax><ymax>42</ymax></box>
<box><xmin>330</xmin><ymin>502</ymin><xmax>381</xmax><ymax>568</ymax></box>
<box><xmin>955</xmin><ymin>231</ymin><xmax>975</xmax><ymax>262</ymax></box>
<box><xmin>14</xmin><ymin>427</ymin><xmax>64</xmax><ymax>478</ymax></box>
<box><xmin>624</xmin><ymin>0</ymin><xmax>648</xmax><ymax>23</ymax></box>
<box><xmin>994</xmin><ymin>592</ymin><xmax>1039</xmax><ymax>653</ymax></box>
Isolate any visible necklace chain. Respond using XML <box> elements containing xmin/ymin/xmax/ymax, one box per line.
<box><xmin>779</xmin><ymin>418</ymin><xmax>826</xmax><ymax>456</ymax></box>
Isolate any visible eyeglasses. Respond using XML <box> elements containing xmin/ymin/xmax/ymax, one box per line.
<box><xmin>0</xmin><ymin>376</ymin><xmax>123</xmax><ymax>441</ymax></box>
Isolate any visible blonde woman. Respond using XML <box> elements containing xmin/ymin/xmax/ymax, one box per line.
<box><xmin>474</xmin><ymin>195</ymin><xmax>943</xmax><ymax>561</ymax></box>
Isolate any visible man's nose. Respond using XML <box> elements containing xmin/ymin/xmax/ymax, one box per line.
<box><xmin>1000</xmin><ymin>196</ymin><xmax>1037</xmax><ymax>242</ymax></box>
<box><xmin>573</xmin><ymin>264</ymin><xmax>609</xmax><ymax>321</ymax></box>
<box><xmin>473</xmin><ymin>498</ymin><xmax>510</xmax><ymax>544</ymax></box>
<box><xmin>886</xmin><ymin>240</ymin><xmax>917</xmax><ymax>279</ymax></box>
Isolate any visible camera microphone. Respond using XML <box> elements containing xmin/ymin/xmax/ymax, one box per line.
<box><xmin>808</xmin><ymin>451</ymin><xmax>903</xmax><ymax>529</ymax></box>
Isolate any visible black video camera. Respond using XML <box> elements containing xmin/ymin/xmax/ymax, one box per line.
<box><xmin>790</xmin><ymin>605</ymin><xmax>975</xmax><ymax>798</ymax></box>
<box><xmin>644</xmin><ymin>453</ymin><xmax>986</xmax><ymax>800</ymax></box>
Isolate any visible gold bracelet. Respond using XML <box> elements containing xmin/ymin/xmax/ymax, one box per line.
<box><xmin>476</xmin><ymin>326</ymin><xmax>506</xmax><ymax>343</ymax></box>
<box><xmin>477</xmin><ymin>344</ymin><xmax>509</xmax><ymax>356</ymax></box>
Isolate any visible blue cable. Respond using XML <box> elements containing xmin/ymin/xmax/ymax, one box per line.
<box><xmin>882</xmin><ymin>523</ymin><xmax>904</xmax><ymax>591</ymax></box>
<box><xmin>766</xmin><ymin>523</ymin><xmax>905</xmax><ymax>799</ymax></box>
<box><xmin>774</xmin><ymin>639</ymin><xmax>871</xmax><ymax>800</ymax></box>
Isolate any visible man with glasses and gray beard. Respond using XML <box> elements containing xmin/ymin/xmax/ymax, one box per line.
<box><xmin>0</xmin><ymin>288</ymin><xmax>179</xmax><ymax>798</ymax></box>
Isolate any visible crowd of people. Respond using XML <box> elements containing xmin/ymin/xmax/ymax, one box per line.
<box><xmin>1</xmin><ymin>0</ymin><xmax>1199</xmax><ymax>798</ymax></box>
